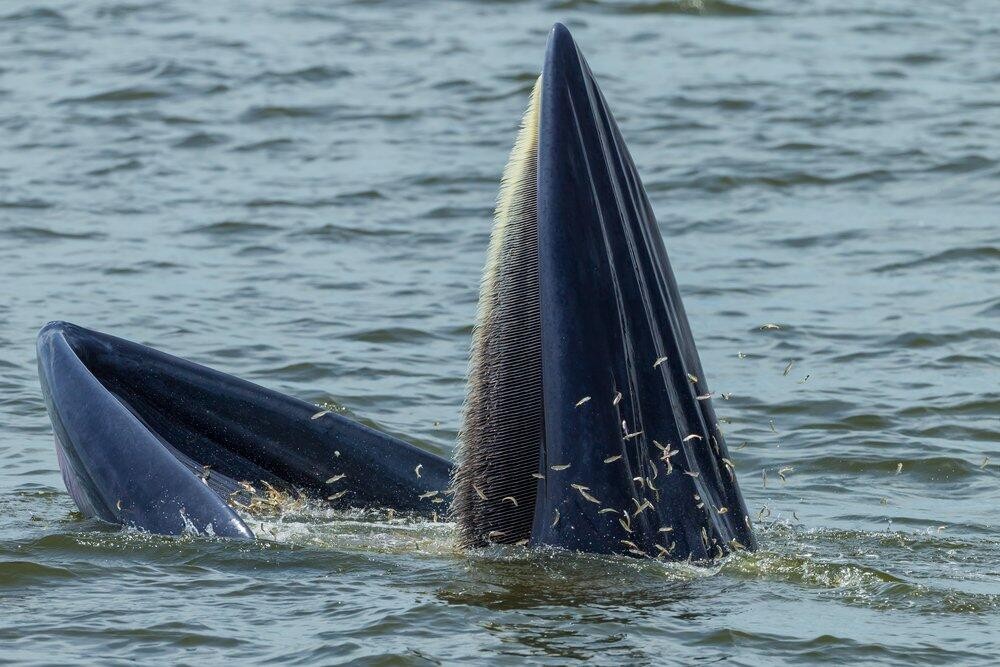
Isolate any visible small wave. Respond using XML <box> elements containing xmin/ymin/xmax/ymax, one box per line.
<box><xmin>875</xmin><ymin>246</ymin><xmax>1000</xmax><ymax>273</ymax></box>
<box><xmin>244</xmin><ymin>197</ymin><xmax>338</xmax><ymax>209</ymax></box>
<box><xmin>102</xmin><ymin>260</ymin><xmax>184</xmax><ymax>276</ymax></box>
<box><xmin>86</xmin><ymin>158</ymin><xmax>142</xmax><ymax>176</ymax></box>
<box><xmin>816</xmin><ymin>86</ymin><xmax>895</xmax><ymax>102</ymax></box>
<box><xmin>2</xmin><ymin>226</ymin><xmax>105</xmax><ymax>240</ymax></box>
<box><xmin>184</xmin><ymin>220</ymin><xmax>281</xmax><ymax>236</ymax></box>
<box><xmin>57</xmin><ymin>87</ymin><xmax>169</xmax><ymax>105</ymax></box>
<box><xmin>232</xmin><ymin>138</ymin><xmax>296</xmax><ymax>152</ymax></box>
<box><xmin>549</xmin><ymin>0</ymin><xmax>762</xmax><ymax>16</ymax></box>
<box><xmin>775</xmin><ymin>229</ymin><xmax>867</xmax><ymax>249</ymax></box>
<box><xmin>344</xmin><ymin>326</ymin><xmax>440</xmax><ymax>344</ymax></box>
<box><xmin>976</xmin><ymin>299</ymin><xmax>1000</xmax><ymax>317</ymax></box>
<box><xmin>298</xmin><ymin>222</ymin><xmax>405</xmax><ymax>240</ymax></box>
<box><xmin>250</xmin><ymin>65</ymin><xmax>353</xmax><ymax>85</ymax></box>
<box><xmin>886</xmin><ymin>328</ymin><xmax>998</xmax><ymax>349</ymax></box>
<box><xmin>898</xmin><ymin>397</ymin><xmax>999</xmax><ymax>418</ymax></box>
<box><xmin>252</xmin><ymin>362</ymin><xmax>334</xmax><ymax>383</ymax></box>
<box><xmin>173</xmin><ymin>131</ymin><xmax>229</xmax><ymax>149</ymax></box>
<box><xmin>728</xmin><ymin>525</ymin><xmax>1000</xmax><ymax>614</ymax></box>
<box><xmin>798</xmin><ymin>412</ymin><xmax>894</xmax><ymax>431</ymax></box>
<box><xmin>651</xmin><ymin>168</ymin><xmax>895</xmax><ymax>193</ymax></box>
<box><xmin>94</xmin><ymin>3</ymin><xmax>174</xmax><ymax>20</ymax></box>
<box><xmin>2</xmin><ymin>7</ymin><xmax>67</xmax><ymax>25</ymax></box>
<box><xmin>894</xmin><ymin>52</ymin><xmax>945</xmax><ymax>66</ymax></box>
<box><xmin>794</xmin><ymin>454</ymin><xmax>982</xmax><ymax>480</ymax></box>
<box><xmin>243</xmin><ymin>505</ymin><xmax>456</xmax><ymax>556</ymax></box>
<box><xmin>239</xmin><ymin>105</ymin><xmax>329</xmax><ymax>122</ymax></box>
<box><xmin>243</xmin><ymin>191</ymin><xmax>384</xmax><ymax>210</ymax></box>
<box><xmin>0</xmin><ymin>198</ymin><xmax>52</xmax><ymax>209</ymax></box>
<box><xmin>0</xmin><ymin>560</ymin><xmax>75</xmax><ymax>587</ymax></box>
<box><xmin>928</xmin><ymin>154</ymin><xmax>996</xmax><ymax>174</ymax></box>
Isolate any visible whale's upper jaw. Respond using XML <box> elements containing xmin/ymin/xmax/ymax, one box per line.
<box><xmin>453</xmin><ymin>23</ymin><xmax>757</xmax><ymax>559</ymax></box>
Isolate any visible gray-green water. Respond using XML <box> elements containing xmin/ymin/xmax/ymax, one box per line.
<box><xmin>1</xmin><ymin>0</ymin><xmax>998</xmax><ymax>664</ymax></box>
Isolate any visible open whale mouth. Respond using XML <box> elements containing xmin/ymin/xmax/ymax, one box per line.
<box><xmin>451</xmin><ymin>24</ymin><xmax>756</xmax><ymax>560</ymax></box>
<box><xmin>35</xmin><ymin>24</ymin><xmax>754</xmax><ymax>561</ymax></box>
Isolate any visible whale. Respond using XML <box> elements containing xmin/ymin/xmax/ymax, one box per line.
<box><xmin>36</xmin><ymin>24</ymin><xmax>755</xmax><ymax>559</ymax></box>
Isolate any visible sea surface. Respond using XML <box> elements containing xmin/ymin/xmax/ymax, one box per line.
<box><xmin>1</xmin><ymin>0</ymin><xmax>997</xmax><ymax>664</ymax></box>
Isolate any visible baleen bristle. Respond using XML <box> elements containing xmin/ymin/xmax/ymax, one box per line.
<box><xmin>451</xmin><ymin>78</ymin><xmax>544</xmax><ymax>548</ymax></box>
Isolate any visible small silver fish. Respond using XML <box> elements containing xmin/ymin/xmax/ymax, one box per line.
<box><xmin>632</xmin><ymin>499</ymin><xmax>653</xmax><ymax>517</ymax></box>
<box><xmin>653</xmin><ymin>356</ymin><xmax>668</xmax><ymax>369</ymax></box>
<box><xmin>551</xmin><ymin>463</ymin><xmax>571</xmax><ymax>471</ymax></box>
<box><xmin>325</xmin><ymin>474</ymin><xmax>346</xmax><ymax>484</ymax></box>
<box><xmin>575</xmin><ymin>396</ymin><xmax>592</xmax><ymax>408</ymax></box>
<box><xmin>604</xmin><ymin>454</ymin><xmax>623</xmax><ymax>464</ymax></box>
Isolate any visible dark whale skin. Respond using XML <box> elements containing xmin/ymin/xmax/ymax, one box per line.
<box><xmin>530</xmin><ymin>24</ymin><xmax>756</xmax><ymax>559</ymax></box>
<box><xmin>37</xmin><ymin>321</ymin><xmax>451</xmax><ymax>537</ymax></box>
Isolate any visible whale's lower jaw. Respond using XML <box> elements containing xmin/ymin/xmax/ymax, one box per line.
<box><xmin>451</xmin><ymin>24</ymin><xmax>757</xmax><ymax>560</ymax></box>
<box><xmin>37</xmin><ymin>321</ymin><xmax>452</xmax><ymax>538</ymax></box>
